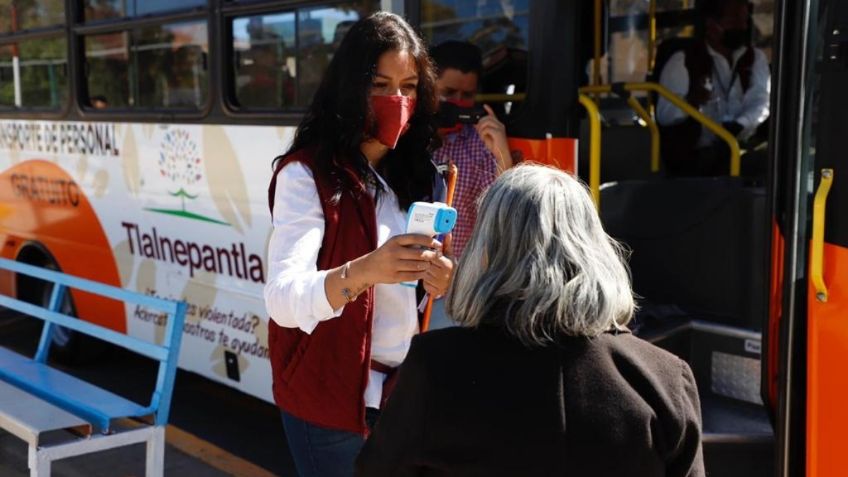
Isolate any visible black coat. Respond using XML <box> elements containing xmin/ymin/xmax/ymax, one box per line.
<box><xmin>356</xmin><ymin>323</ymin><xmax>705</xmax><ymax>477</ymax></box>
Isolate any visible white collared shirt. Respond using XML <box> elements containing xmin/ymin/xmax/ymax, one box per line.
<box><xmin>656</xmin><ymin>44</ymin><xmax>771</xmax><ymax>147</ymax></box>
<box><xmin>263</xmin><ymin>161</ymin><xmax>419</xmax><ymax>409</ymax></box>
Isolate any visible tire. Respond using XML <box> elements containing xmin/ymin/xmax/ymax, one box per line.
<box><xmin>15</xmin><ymin>248</ymin><xmax>108</xmax><ymax>364</ymax></box>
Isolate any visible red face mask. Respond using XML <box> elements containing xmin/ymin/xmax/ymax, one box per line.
<box><xmin>370</xmin><ymin>95</ymin><xmax>417</xmax><ymax>149</ymax></box>
<box><xmin>438</xmin><ymin>98</ymin><xmax>475</xmax><ymax>135</ymax></box>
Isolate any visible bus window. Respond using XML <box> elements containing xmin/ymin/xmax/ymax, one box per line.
<box><xmin>84</xmin><ymin>21</ymin><xmax>209</xmax><ymax>110</ymax></box>
<box><xmin>229</xmin><ymin>2</ymin><xmax>377</xmax><ymax>111</ymax></box>
<box><xmin>0</xmin><ymin>0</ymin><xmax>64</xmax><ymax>32</ymax></box>
<box><xmin>606</xmin><ymin>0</ymin><xmax>696</xmax><ymax>85</ymax></box>
<box><xmin>419</xmin><ymin>0</ymin><xmax>530</xmax><ymax>117</ymax></box>
<box><xmin>603</xmin><ymin>0</ymin><xmax>775</xmax><ymax>84</ymax></box>
<box><xmin>84</xmin><ymin>32</ymin><xmax>130</xmax><ymax>108</ymax></box>
<box><xmin>0</xmin><ymin>1</ymin><xmax>67</xmax><ymax>110</ymax></box>
<box><xmin>137</xmin><ymin>22</ymin><xmax>209</xmax><ymax>109</ymax></box>
<box><xmin>84</xmin><ymin>0</ymin><xmax>205</xmax><ymax>21</ymax></box>
<box><xmin>420</xmin><ymin>0</ymin><xmax>529</xmax><ymax>52</ymax></box>
<box><xmin>297</xmin><ymin>5</ymin><xmax>366</xmax><ymax>105</ymax></box>
<box><xmin>0</xmin><ymin>37</ymin><xmax>68</xmax><ymax>110</ymax></box>
<box><xmin>751</xmin><ymin>0</ymin><xmax>774</xmax><ymax>59</ymax></box>
<box><xmin>232</xmin><ymin>12</ymin><xmax>296</xmax><ymax>109</ymax></box>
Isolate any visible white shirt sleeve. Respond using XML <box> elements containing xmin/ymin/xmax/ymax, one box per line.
<box><xmin>734</xmin><ymin>48</ymin><xmax>771</xmax><ymax>134</ymax></box>
<box><xmin>656</xmin><ymin>51</ymin><xmax>690</xmax><ymax>126</ymax></box>
<box><xmin>263</xmin><ymin>161</ymin><xmax>343</xmax><ymax>334</ymax></box>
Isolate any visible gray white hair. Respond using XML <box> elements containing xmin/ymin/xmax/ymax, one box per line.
<box><xmin>445</xmin><ymin>164</ymin><xmax>635</xmax><ymax>346</ymax></box>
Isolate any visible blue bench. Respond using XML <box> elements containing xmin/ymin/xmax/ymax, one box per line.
<box><xmin>0</xmin><ymin>258</ymin><xmax>186</xmax><ymax>477</ymax></box>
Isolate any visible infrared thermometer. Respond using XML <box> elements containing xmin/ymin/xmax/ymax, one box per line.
<box><xmin>402</xmin><ymin>202</ymin><xmax>457</xmax><ymax>287</ymax></box>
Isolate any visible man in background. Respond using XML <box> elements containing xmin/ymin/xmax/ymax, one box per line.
<box><xmin>431</xmin><ymin>40</ymin><xmax>512</xmax><ymax>259</ymax></box>
<box><xmin>656</xmin><ymin>0</ymin><xmax>770</xmax><ymax>176</ymax></box>
<box><xmin>428</xmin><ymin>40</ymin><xmax>513</xmax><ymax>330</ymax></box>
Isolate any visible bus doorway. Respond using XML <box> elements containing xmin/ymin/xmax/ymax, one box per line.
<box><xmin>412</xmin><ymin>1</ymin><xmax>841</xmax><ymax>475</ymax></box>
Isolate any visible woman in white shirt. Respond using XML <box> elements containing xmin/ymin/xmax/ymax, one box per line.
<box><xmin>263</xmin><ymin>12</ymin><xmax>453</xmax><ymax>477</ymax></box>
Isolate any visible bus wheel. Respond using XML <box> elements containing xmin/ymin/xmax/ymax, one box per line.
<box><xmin>15</xmin><ymin>247</ymin><xmax>107</xmax><ymax>364</ymax></box>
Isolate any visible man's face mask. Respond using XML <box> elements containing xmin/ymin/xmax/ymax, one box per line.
<box><xmin>370</xmin><ymin>95</ymin><xmax>416</xmax><ymax>149</ymax></box>
<box><xmin>720</xmin><ymin>26</ymin><xmax>749</xmax><ymax>51</ymax></box>
<box><xmin>444</xmin><ymin>97</ymin><xmax>474</xmax><ymax>109</ymax></box>
<box><xmin>437</xmin><ymin>98</ymin><xmax>475</xmax><ymax>135</ymax></box>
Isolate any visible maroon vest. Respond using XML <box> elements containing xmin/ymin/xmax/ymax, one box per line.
<box><xmin>267</xmin><ymin>148</ymin><xmax>378</xmax><ymax>434</ymax></box>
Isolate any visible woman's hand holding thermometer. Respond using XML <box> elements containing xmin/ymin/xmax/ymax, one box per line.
<box><xmin>403</xmin><ymin>202</ymin><xmax>457</xmax><ymax>289</ymax></box>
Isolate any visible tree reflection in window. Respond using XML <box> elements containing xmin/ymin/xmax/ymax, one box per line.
<box><xmin>230</xmin><ymin>1</ymin><xmax>377</xmax><ymax>111</ymax></box>
<box><xmin>0</xmin><ymin>37</ymin><xmax>67</xmax><ymax>109</ymax></box>
<box><xmin>84</xmin><ymin>21</ymin><xmax>208</xmax><ymax>110</ymax></box>
<box><xmin>420</xmin><ymin>0</ymin><xmax>530</xmax><ymax>54</ymax></box>
<box><xmin>0</xmin><ymin>0</ymin><xmax>65</xmax><ymax>32</ymax></box>
<box><xmin>232</xmin><ymin>12</ymin><xmax>296</xmax><ymax>109</ymax></box>
<box><xmin>84</xmin><ymin>0</ymin><xmax>205</xmax><ymax>21</ymax></box>
<box><xmin>420</xmin><ymin>0</ymin><xmax>530</xmax><ymax>117</ymax></box>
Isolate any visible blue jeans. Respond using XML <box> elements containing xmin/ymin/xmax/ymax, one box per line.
<box><xmin>281</xmin><ymin>409</ymin><xmax>380</xmax><ymax>477</ymax></box>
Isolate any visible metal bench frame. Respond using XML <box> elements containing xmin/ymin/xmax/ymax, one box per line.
<box><xmin>0</xmin><ymin>258</ymin><xmax>186</xmax><ymax>476</ymax></box>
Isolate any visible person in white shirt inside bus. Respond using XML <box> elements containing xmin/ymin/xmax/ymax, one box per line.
<box><xmin>656</xmin><ymin>0</ymin><xmax>770</xmax><ymax>177</ymax></box>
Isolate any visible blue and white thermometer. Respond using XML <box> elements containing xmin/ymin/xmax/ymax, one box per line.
<box><xmin>402</xmin><ymin>202</ymin><xmax>457</xmax><ymax>287</ymax></box>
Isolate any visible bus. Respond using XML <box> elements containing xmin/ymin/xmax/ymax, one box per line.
<box><xmin>0</xmin><ymin>1</ymin><xmax>843</xmax><ymax>476</ymax></box>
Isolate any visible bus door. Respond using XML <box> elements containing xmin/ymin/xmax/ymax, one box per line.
<box><xmin>769</xmin><ymin>0</ymin><xmax>848</xmax><ymax>475</ymax></box>
<box><xmin>803</xmin><ymin>2</ymin><xmax>848</xmax><ymax>475</ymax></box>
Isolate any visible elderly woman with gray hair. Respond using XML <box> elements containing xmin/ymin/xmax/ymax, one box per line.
<box><xmin>356</xmin><ymin>164</ymin><xmax>705</xmax><ymax>477</ymax></box>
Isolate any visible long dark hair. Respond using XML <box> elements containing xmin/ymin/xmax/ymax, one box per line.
<box><xmin>273</xmin><ymin>11</ymin><xmax>439</xmax><ymax>210</ymax></box>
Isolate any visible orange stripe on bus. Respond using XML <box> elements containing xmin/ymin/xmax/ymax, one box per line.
<box><xmin>0</xmin><ymin>160</ymin><xmax>124</xmax><ymax>333</ymax></box>
<box><xmin>508</xmin><ymin>137</ymin><xmax>578</xmax><ymax>174</ymax></box>
<box><xmin>807</xmin><ymin>241</ymin><xmax>848</xmax><ymax>476</ymax></box>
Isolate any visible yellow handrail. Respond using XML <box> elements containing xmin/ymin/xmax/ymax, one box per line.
<box><xmin>594</xmin><ymin>0</ymin><xmax>602</xmax><ymax>86</ymax></box>
<box><xmin>626</xmin><ymin>96</ymin><xmax>661</xmax><ymax>173</ymax></box>
<box><xmin>580</xmin><ymin>82</ymin><xmax>742</xmax><ymax>176</ymax></box>
<box><xmin>648</xmin><ymin>0</ymin><xmax>657</xmax><ymax>73</ymax></box>
<box><xmin>647</xmin><ymin>0</ymin><xmax>658</xmax><ymax>120</ymax></box>
<box><xmin>811</xmin><ymin>168</ymin><xmax>834</xmax><ymax>302</ymax></box>
<box><xmin>578</xmin><ymin>94</ymin><xmax>602</xmax><ymax>209</ymax></box>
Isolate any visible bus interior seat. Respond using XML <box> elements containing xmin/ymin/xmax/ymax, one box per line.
<box><xmin>578</xmin><ymin>112</ymin><xmax>656</xmax><ymax>183</ymax></box>
<box><xmin>638</xmin><ymin>316</ymin><xmax>775</xmax><ymax>477</ymax></box>
<box><xmin>601</xmin><ymin>178</ymin><xmax>774</xmax><ymax>476</ymax></box>
<box><xmin>599</xmin><ymin>177</ymin><xmax>767</xmax><ymax>331</ymax></box>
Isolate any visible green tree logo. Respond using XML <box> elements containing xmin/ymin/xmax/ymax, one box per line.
<box><xmin>159</xmin><ymin>129</ymin><xmax>201</xmax><ymax>211</ymax></box>
<box><xmin>145</xmin><ymin>129</ymin><xmax>228</xmax><ymax>225</ymax></box>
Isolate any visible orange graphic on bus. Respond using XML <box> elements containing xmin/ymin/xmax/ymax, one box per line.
<box><xmin>0</xmin><ymin>160</ymin><xmax>125</xmax><ymax>332</ymax></box>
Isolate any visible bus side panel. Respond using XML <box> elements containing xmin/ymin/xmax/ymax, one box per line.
<box><xmin>807</xmin><ymin>242</ymin><xmax>848</xmax><ymax>476</ymax></box>
<box><xmin>105</xmin><ymin>123</ymin><xmax>283</xmax><ymax>403</ymax></box>
<box><xmin>0</xmin><ymin>159</ymin><xmax>125</xmax><ymax>332</ymax></box>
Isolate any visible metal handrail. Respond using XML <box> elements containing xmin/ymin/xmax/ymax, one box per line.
<box><xmin>648</xmin><ymin>0</ymin><xmax>657</xmax><ymax>73</ymax></box>
<box><xmin>811</xmin><ymin>169</ymin><xmax>834</xmax><ymax>302</ymax></box>
<box><xmin>626</xmin><ymin>96</ymin><xmax>661</xmax><ymax>173</ymax></box>
<box><xmin>580</xmin><ymin>82</ymin><xmax>742</xmax><ymax>176</ymax></box>
<box><xmin>478</xmin><ymin>83</ymin><xmax>737</xmax><ymax>177</ymax></box>
<box><xmin>578</xmin><ymin>94</ymin><xmax>602</xmax><ymax>208</ymax></box>
<box><xmin>593</xmin><ymin>0</ymin><xmax>603</xmax><ymax>87</ymax></box>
